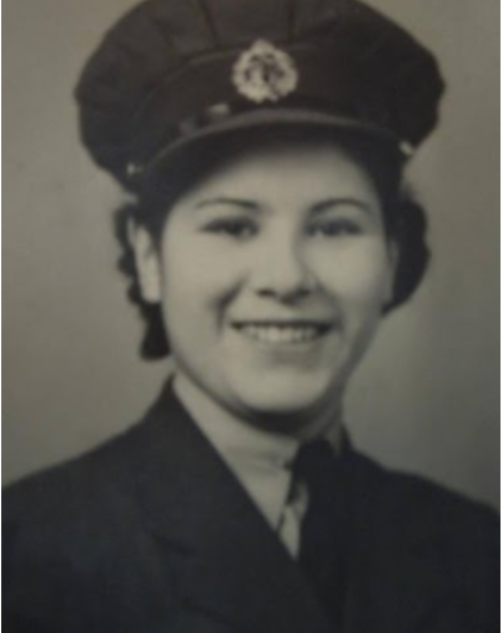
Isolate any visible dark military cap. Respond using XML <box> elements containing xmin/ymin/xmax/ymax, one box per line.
<box><xmin>76</xmin><ymin>0</ymin><xmax>445</xmax><ymax>190</ymax></box>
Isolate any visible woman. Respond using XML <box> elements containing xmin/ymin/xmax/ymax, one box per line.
<box><xmin>4</xmin><ymin>0</ymin><xmax>498</xmax><ymax>632</ymax></box>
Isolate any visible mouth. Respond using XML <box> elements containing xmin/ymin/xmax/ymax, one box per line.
<box><xmin>233</xmin><ymin>322</ymin><xmax>332</xmax><ymax>345</ymax></box>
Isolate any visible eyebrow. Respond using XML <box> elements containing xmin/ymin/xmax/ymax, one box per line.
<box><xmin>193</xmin><ymin>197</ymin><xmax>260</xmax><ymax>213</ymax></box>
<box><xmin>310</xmin><ymin>197</ymin><xmax>373</xmax><ymax>215</ymax></box>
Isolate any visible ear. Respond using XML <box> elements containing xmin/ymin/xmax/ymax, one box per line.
<box><xmin>383</xmin><ymin>239</ymin><xmax>399</xmax><ymax>307</ymax></box>
<box><xmin>127</xmin><ymin>220</ymin><xmax>162</xmax><ymax>304</ymax></box>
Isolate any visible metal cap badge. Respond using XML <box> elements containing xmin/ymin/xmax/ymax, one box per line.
<box><xmin>232</xmin><ymin>40</ymin><xmax>299</xmax><ymax>103</ymax></box>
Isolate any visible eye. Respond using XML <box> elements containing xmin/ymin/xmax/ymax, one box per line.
<box><xmin>202</xmin><ymin>217</ymin><xmax>258</xmax><ymax>240</ymax></box>
<box><xmin>307</xmin><ymin>219</ymin><xmax>363</xmax><ymax>238</ymax></box>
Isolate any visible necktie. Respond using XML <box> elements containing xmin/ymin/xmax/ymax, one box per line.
<box><xmin>293</xmin><ymin>439</ymin><xmax>350</xmax><ymax>628</ymax></box>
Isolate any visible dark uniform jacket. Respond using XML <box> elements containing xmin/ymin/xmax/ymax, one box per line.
<box><xmin>3</xmin><ymin>383</ymin><xmax>499</xmax><ymax>633</ymax></box>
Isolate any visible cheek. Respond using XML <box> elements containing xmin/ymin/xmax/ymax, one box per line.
<box><xmin>313</xmin><ymin>239</ymin><xmax>393</xmax><ymax>308</ymax></box>
<box><xmin>160</xmin><ymin>233</ymin><xmax>244</xmax><ymax>324</ymax></box>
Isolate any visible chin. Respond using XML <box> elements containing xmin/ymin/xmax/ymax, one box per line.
<box><xmin>233</xmin><ymin>378</ymin><xmax>336</xmax><ymax>420</ymax></box>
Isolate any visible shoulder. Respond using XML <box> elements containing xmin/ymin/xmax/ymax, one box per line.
<box><xmin>3</xmin><ymin>384</ymin><xmax>208</xmax><ymax>549</ymax></box>
<box><xmin>352</xmin><ymin>450</ymin><xmax>499</xmax><ymax>540</ymax></box>
<box><xmin>2</xmin><ymin>383</ymin><xmax>203</xmax><ymax>567</ymax></box>
<box><xmin>2</xmin><ymin>400</ymin><xmax>189</xmax><ymax>631</ymax></box>
<box><xmin>351</xmin><ymin>451</ymin><xmax>499</xmax><ymax>608</ymax></box>
<box><xmin>2</xmin><ymin>416</ymin><xmax>172</xmax><ymax>617</ymax></box>
<box><xmin>2</xmin><ymin>417</ymin><xmax>152</xmax><ymax>563</ymax></box>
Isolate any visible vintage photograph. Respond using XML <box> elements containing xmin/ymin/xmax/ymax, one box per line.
<box><xmin>3</xmin><ymin>0</ymin><xmax>499</xmax><ymax>631</ymax></box>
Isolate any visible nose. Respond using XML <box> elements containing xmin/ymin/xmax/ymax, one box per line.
<box><xmin>250</xmin><ymin>233</ymin><xmax>317</xmax><ymax>302</ymax></box>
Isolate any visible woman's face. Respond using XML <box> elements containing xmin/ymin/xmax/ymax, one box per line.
<box><xmin>135</xmin><ymin>139</ymin><xmax>397</xmax><ymax>428</ymax></box>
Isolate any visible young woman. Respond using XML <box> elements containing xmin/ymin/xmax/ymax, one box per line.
<box><xmin>4</xmin><ymin>1</ymin><xmax>498</xmax><ymax>631</ymax></box>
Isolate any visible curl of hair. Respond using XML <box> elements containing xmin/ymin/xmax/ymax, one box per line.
<box><xmin>114</xmin><ymin>202</ymin><xmax>169</xmax><ymax>359</ymax></box>
<box><xmin>385</xmin><ymin>193</ymin><xmax>430</xmax><ymax>313</ymax></box>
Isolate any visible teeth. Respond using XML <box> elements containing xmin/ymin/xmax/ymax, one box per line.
<box><xmin>238</xmin><ymin>324</ymin><xmax>324</xmax><ymax>344</ymax></box>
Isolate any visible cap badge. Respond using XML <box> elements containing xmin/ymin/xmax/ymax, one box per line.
<box><xmin>232</xmin><ymin>40</ymin><xmax>299</xmax><ymax>103</ymax></box>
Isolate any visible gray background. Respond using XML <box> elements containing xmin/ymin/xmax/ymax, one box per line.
<box><xmin>4</xmin><ymin>0</ymin><xmax>499</xmax><ymax>509</ymax></box>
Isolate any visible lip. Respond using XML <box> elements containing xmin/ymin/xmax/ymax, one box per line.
<box><xmin>232</xmin><ymin>319</ymin><xmax>332</xmax><ymax>326</ymax></box>
<box><xmin>232</xmin><ymin>320</ymin><xmax>334</xmax><ymax>346</ymax></box>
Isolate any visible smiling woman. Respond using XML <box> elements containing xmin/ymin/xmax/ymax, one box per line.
<box><xmin>131</xmin><ymin>138</ymin><xmax>396</xmax><ymax>434</ymax></box>
<box><xmin>3</xmin><ymin>0</ymin><xmax>499</xmax><ymax>631</ymax></box>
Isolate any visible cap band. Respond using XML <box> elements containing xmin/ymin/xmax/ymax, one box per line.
<box><xmin>125</xmin><ymin>97</ymin><xmax>413</xmax><ymax>184</ymax></box>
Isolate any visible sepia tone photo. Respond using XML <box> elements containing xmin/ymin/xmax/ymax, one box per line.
<box><xmin>3</xmin><ymin>0</ymin><xmax>499</xmax><ymax>631</ymax></box>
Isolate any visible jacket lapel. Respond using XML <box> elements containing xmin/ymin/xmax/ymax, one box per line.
<box><xmin>132</xmin><ymin>383</ymin><xmax>333</xmax><ymax>633</ymax></box>
<box><xmin>127</xmin><ymin>384</ymin><xmax>457</xmax><ymax>633</ymax></box>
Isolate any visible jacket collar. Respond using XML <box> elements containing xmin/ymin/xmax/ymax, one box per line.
<box><xmin>129</xmin><ymin>383</ymin><xmax>452</xmax><ymax>633</ymax></box>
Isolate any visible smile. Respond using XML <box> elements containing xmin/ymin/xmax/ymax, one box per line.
<box><xmin>234</xmin><ymin>322</ymin><xmax>331</xmax><ymax>345</ymax></box>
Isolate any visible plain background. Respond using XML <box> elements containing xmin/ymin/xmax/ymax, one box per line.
<box><xmin>3</xmin><ymin>0</ymin><xmax>499</xmax><ymax>509</ymax></box>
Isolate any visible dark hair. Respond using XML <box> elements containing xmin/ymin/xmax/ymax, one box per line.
<box><xmin>113</xmin><ymin>129</ymin><xmax>431</xmax><ymax>360</ymax></box>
